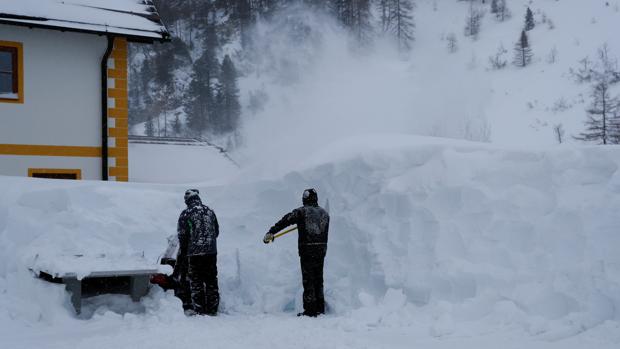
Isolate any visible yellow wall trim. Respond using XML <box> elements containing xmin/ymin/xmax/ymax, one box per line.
<box><xmin>106</xmin><ymin>37</ymin><xmax>129</xmax><ymax>182</ymax></box>
<box><xmin>28</xmin><ymin>168</ymin><xmax>82</xmax><ymax>180</ymax></box>
<box><xmin>0</xmin><ymin>144</ymin><xmax>101</xmax><ymax>157</ymax></box>
<box><xmin>0</xmin><ymin>40</ymin><xmax>24</xmax><ymax>104</ymax></box>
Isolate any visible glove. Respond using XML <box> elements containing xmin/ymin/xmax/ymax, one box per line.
<box><xmin>263</xmin><ymin>232</ymin><xmax>275</xmax><ymax>244</ymax></box>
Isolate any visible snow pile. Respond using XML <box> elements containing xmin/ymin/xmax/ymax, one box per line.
<box><xmin>1</xmin><ymin>136</ymin><xmax>619</xmax><ymax>347</ymax></box>
<box><xmin>236</xmin><ymin>135</ymin><xmax>620</xmax><ymax>338</ymax></box>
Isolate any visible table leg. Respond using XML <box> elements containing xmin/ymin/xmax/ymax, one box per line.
<box><xmin>63</xmin><ymin>277</ymin><xmax>82</xmax><ymax>314</ymax></box>
<box><xmin>130</xmin><ymin>275</ymin><xmax>150</xmax><ymax>301</ymax></box>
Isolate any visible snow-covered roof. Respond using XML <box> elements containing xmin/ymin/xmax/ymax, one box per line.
<box><xmin>0</xmin><ymin>0</ymin><xmax>169</xmax><ymax>42</ymax></box>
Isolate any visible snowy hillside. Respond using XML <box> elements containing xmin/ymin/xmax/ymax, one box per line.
<box><xmin>130</xmin><ymin>0</ymin><xmax>620</xmax><ymax>162</ymax></box>
<box><xmin>2</xmin><ymin>136</ymin><xmax>620</xmax><ymax>348</ymax></box>
<box><xmin>237</xmin><ymin>0</ymin><xmax>620</xmax><ymax>173</ymax></box>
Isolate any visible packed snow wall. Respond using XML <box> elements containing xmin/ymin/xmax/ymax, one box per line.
<box><xmin>0</xmin><ymin>136</ymin><xmax>619</xmax><ymax>336</ymax></box>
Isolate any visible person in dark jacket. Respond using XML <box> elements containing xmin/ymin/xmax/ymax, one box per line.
<box><xmin>178</xmin><ymin>189</ymin><xmax>220</xmax><ymax>315</ymax></box>
<box><xmin>263</xmin><ymin>188</ymin><xmax>330</xmax><ymax>317</ymax></box>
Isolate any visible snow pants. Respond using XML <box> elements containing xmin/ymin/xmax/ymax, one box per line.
<box><xmin>175</xmin><ymin>277</ymin><xmax>192</xmax><ymax>311</ymax></box>
<box><xmin>171</xmin><ymin>259</ymin><xmax>192</xmax><ymax>311</ymax></box>
<box><xmin>188</xmin><ymin>254</ymin><xmax>219</xmax><ymax>315</ymax></box>
<box><xmin>299</xmin><ymin>244</ymin><xmax>327</xmax><ymax>316</ymax></box>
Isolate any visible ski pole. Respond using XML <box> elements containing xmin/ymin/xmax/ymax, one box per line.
<box><xmin>267</xmin><ymin>226</ymin><xmax>298</xmax><ymax>243</ymax></box>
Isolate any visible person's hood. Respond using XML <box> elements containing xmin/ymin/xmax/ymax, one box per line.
<box><xmin>302</xmin><ymin>188</ymin><xmax>318</xmax><ymax>206</ymax></box>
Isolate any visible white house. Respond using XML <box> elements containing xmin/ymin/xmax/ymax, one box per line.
<box><xmin>0</xmin><ymin>0</ymin><xmax>169</xmax><ymax>181</ymax></box>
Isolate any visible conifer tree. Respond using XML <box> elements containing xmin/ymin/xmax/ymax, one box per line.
<box><xmin>172</xmin><ymin>114</ymin><xmax>182</xmax><ymax>136</ymax></box>
<box><xmin>184</xmin><ymin>10</ymin><xmax>220</xmax><ymax>136</ymax></box>
<box><xmin>215</xmin><ymin>55</ymin><xmax>242</xmax><ymax>134</ymax></box>
<box><xmin>491</xmin><ymin>0</ymin><xmax>499</xmax><ymax>14</ymax></box>
<box><xmin>185</xmin><ymin>55</ymin><xmax>215</xmax><ymax>136</ymax></box>
<box><xmin>613</xmin><ymin>107</ymin><xmax>620</xmax><ymax>144</ymax></box>
<box><xmin>153</xmin><ymin>44</ymin><xmax>176</xmax><ymax>86</ymax></box>
<box><xmin>236</xmin><ymin>0</ymin><xmax>253</xmax><ymax>48</ymax></box>
<box><xmin>524</xmin><ymin>7</ymin><xmax>535</xmax><ymax>31</ymax></box>
<box><xmin>378</xmin><ymin>0</ymin><xmax>391</xmax><ymax>33</ymax></box>
<box><xmin>332</xmin><ymin>0</ymin><xmax>373</xmax><ymax>44</ymax></box>
<box><xmin>388</xmin><ymin>0</ymin><xmax>415</xmax><ymax>50</ymax></box>
<box><xmin>513</xmin><ymin>30</ymin><xmax>533</xmax><ymax>67</ymax></box>
<box><xmin>145</xmin><ymin>116</ymin><xmax>155</xmax><ymax>137</ymax></box>
<box><xmin>185</xmin><ymin>82</ymin><xmax>212</xmax><ymax>135</ymax></box>
<box><xmin>464</xmin><ymin>2</ymin><xmax>483</xmax><ymax>40</ymax></box>
<box><xmin>575</xmin><ymin>81</ymin><xmax>620</xmax><ymax>144</ymax></box>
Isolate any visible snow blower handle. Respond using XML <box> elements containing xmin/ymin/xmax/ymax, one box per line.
<box><xmin>264</xmin><ymin>226</ymin><xmax>298</xmax><ymax>244</ymax></box>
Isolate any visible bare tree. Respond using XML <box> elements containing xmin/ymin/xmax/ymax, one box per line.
<box><xmin>574</xmin><ymin>81</ymin><xmax>620</xmax><ymax>144</ymax></box>
<box><xmin>488</xmin><ymin>43</ymin><xmax>508</xmax><ymax>70</ymax></box>
<box><xmin>462</xmin><ymin>116</ymin><xmax>492</xmax><ymax>143</ymax></box>
<box><xmin>446</xmin><ymin>32</ymin><xmax>458</xmax><ymax>53</ymax></box>
<box><xmin>553</xmin><ymin>124</ymin><xmax>565</xmax><ymax>144</ymax></box>
<box><xmin>595</xmin><ymin>44</ymin><xmax>620</xmax><ymax>84</ymax></box>
<box><xmin>547</xmin><ymin>46</ymin><xmax>558</xmax><ymax>64</ymax></box>
<box><xmin>493</xmin><ymin>0</ymin><xmax>510</xmax><ymax>22</ymax></box>
<box><xmin>571</xmin><ymin>45</ymin><xmax>620</xmax><ymax>84</ymax></box>
<box><xmin>570</xmin><ymin>56</ymin><xmax>594</xmax><ymax>83</ymax></box>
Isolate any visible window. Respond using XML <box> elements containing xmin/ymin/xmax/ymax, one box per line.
<box><xmin>0</xmin><ymin>47</ymin><xmax>17</xmax><ymax>94</ymax></box>
<box><xmin>28</xmin><ymin>169</ymin><xmax>82</xmax><ymax>180</ymax></box>
<box><xmin>0</xmin><ymin>41</ymin><xmax>23</xmax><ymax>103</ymax></box>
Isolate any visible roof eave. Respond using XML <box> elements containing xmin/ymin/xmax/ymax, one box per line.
<box><xmin>0</xmin><ymin>18</ymin><xmax>170</xmax><ymax>43</ymax></box>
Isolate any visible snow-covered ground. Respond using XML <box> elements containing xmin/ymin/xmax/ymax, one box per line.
<box><xmin>1</xmin><ymin>135</ymin><xmax>620</xmax><ymax>348</ymax></box>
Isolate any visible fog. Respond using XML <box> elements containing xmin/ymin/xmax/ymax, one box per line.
<box><xmin>236</xmin><ymin>5</ymin><xmax>492</xmax><ymax>175</ymax></box>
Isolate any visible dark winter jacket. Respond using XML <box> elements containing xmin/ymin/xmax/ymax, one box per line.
<box><xmin>268</xmin><ymin>202</ymin><xmax>330</xmax><ymax>249</ymax></box>
<box><xmin>178</xmin><ymin>196</ymin><xmax>219</xmax><ymax>256</ymax></box>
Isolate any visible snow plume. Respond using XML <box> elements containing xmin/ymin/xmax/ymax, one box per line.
<box><xmin>237</xmin><ymin>4</ymin><xmax>492</xmax><ymax>176</ymax></box>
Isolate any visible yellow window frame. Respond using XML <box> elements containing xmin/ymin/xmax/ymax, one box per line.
<box><xmin>0</xmin><ymin>40</ymin><xmax>24</xmax><ymax>104</ymax></box>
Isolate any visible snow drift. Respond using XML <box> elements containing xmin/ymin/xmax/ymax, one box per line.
<box><xmin>1</xmin><ymin>136</ymin><xmax>619</xmax><ymax>347</ymax></box>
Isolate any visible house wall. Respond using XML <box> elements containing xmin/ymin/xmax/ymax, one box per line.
<box><xmin>0</xmin><ymin>155</ymin><xmax>100</xmax><ymax>178</ymax></box>
<box><xmin>0</xmin><ymin>25</ymin><xmax>129</xmax><ymax>181</ymax></box>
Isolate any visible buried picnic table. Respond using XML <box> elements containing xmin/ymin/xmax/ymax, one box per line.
<box><xmin>33</xmin><ymin>253</ymin><xmax>170</xmax><ymax>314</ymax></box>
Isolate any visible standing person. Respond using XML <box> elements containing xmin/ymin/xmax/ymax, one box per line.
<box><xmin>178</xmin><ymin>189</ymin><xmax>220</xmax><ymax>315</ymax></box>
<box><xmin>263</xmin><ymin>188</ymin><xmax>330</xmax><ymax>317</ymax></box>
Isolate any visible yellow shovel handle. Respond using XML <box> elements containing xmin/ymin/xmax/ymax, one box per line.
<box><xmin>267</xmin><ymin>226</ymin><xmax>298</xmax><ymax>243</ymax></box>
